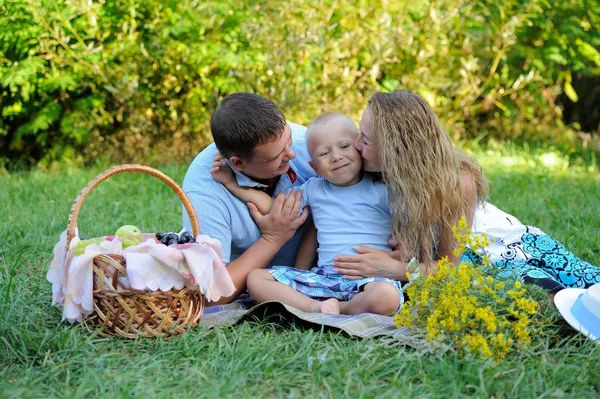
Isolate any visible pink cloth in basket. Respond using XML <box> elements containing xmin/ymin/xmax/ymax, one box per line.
<box><xmin>47</xmin><ymin>231</ymin><xmax>235</xmax><ymax>323</ymax></box>
<box><xmin>122</xmin><ymin>235</ymin><xmax>235</xmax><ymax>302</ymax></box>
<box><xmin>47</xmin><ymin>231</ymin><xmax>124</xmax><ymax>323</ymax></box>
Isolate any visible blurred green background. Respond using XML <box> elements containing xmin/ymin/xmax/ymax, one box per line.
<box><xmin>1</xmin><ymin>0</ymin><xmax>599</xmax><ymax>169</ymax></box>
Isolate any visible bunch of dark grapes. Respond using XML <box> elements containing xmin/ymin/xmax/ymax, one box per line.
<box><xmin>155</xmin><ymin>231</ymin><xmax>195</xmax><ymax>246</ymax></box>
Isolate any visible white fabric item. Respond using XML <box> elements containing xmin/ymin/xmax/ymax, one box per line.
<box><xmin>47</xmin><ymin>229</ymin><xmax>71</xmax><ymax>305</ymax></box>
<box><xmin>179</xmin><ymin>235</ymin><xmax>235</xmax><ymax>302</ymax></box>
<box><xmin>123</xmin><ymin>239</ymin><xmax>187</xmax><ymax>291</ymax></box>
<box><xmin>48</xmin><ymin>230</ymin><xmax>235</xmax><ymax>323</ymax></box>
<box><xmin>471</xmin><ymin>202</ymin><xmax>545</xmax><ymax>264</ymax></box>
<box><xmin>555</xmin><ymin>284</ymin><xmax>600</xmax><ymax>343</ymax></box>
<box><xmin>47</xmin><ymin>232</ymin><xmax>123</xmax><ymax>323</ymax></box>
<box><xmin>63</xmin><ymin>238</ymin><xmax>123</xmax><ymax>322</ymax></box>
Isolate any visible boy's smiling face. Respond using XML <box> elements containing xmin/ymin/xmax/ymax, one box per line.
<box><xmin>307</xmin><ymin>117</ymin><xmax>363</xmax><ymax>187</ymax></box>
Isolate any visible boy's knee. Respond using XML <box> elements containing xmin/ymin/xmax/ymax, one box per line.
<box><xmin>365</xmin><ymin>282</ymin><xmax>401</xmax><ymax>316</ymax></box>
<box><xmin>247</xmin><ymin>269</ymin><xmax>272</xmax><ymax>293</ymax></box>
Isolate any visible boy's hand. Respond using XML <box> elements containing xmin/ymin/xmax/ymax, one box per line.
<box><xmin>249</xmin><ymin>190</ymin><xmax>308</xmax><ymax>247</ymax></box>
<box><xmin>210</xmin><ymin>153</ymin><xmax>236</xmax><ymax>186</ymax></box>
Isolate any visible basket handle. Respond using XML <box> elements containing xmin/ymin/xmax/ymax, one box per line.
<box><xmin>66</xmin><ymin>164</ymin><xmax>200</xmax><ymax>247</ymax></box>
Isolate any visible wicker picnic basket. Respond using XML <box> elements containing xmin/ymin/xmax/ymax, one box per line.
<box><xmin>65</xmin><ymin>164</ymin><xmax>205</xmax><ymax>338</ymax></box>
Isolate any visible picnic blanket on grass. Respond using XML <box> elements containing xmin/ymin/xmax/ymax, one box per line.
<box><xmin>199</xmin><ymin>294</ymin><xmax>424</xmax><ymax>349</ymax></box>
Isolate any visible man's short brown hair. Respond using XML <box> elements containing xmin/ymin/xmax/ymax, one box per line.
<box><xmin>210</xmin><ymin>93</ymin><xmax>286</xmax><ymax>159</ymax></box>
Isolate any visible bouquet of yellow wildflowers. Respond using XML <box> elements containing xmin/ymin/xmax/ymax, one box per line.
<box><xmin>395</xmin><ymin>217</ymin><xmax>552</xmax><ymax>361</ymax></box>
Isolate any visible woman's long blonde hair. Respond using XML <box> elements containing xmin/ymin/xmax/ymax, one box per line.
<box><xmin>369</xmin><ymin>89</ymin><xmax>488</xmax><ymax>265</ymax></box>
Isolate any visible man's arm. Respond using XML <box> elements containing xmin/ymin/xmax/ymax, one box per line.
<box><xmin>183</xmin><ymin>191</ymin><xmax>234</xmax><ymax>263</ymax></box>
<box><xmin>184</xmin><ymin>189</ymin><xmax>305</xmax><ymax>303</ymax></box>
<box><xmin>212</xmin><ymin>191</ymin><xmax>308</xmax><ymax>304</ymax></box>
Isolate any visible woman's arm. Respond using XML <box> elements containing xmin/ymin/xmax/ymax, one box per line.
<box><xmin>294</xmin><ymin>217</ymin><xmax>318</xmax><ymax>270</ymax></box>
<box><xmin>213</xmin><ymin>191</ymin><xmax>308</xmax><ymax>304</ymax></box>
<box><xmin>436</xmin><ymin>171</ymin><xmax>478</xmax><ymax>263</ymax></box>
<box><xmin>334</xmin><ymin>247</ymin><xmax>447</xmax><ymax>281</ymax></box>
<box><xmin>460</xmin><ymin>171</ymin><xmax>478</xmax><ymax>238</ymax></box>
<box><xmin>333</xmin><ymin>247</ymin><xmax>411</xmax><ymax>281</ymax></box>
<box><xmin>334</xmin><ymin>171</ymin><xmax>479</xmax><ymax>281</ymax></box>
<box><xmin>211</xmin><ymin>153</ymin><xmax>275</xmax><ymax>214</ymax></box>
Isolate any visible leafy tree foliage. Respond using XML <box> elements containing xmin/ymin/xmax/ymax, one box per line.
<box><xmin>1</xmin><ymin>0</ymin><xmax>598</xmax><ymax>166</ymax></box>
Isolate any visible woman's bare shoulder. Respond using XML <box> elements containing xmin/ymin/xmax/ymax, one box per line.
<box><xmin>460</xmin><ymin>170</ymin><xmax>477</xmax><ymax>199</ymax></box>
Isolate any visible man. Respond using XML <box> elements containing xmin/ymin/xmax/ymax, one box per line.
<box><xmin>182</xmin><ymin>93</ymin><xmax>316</xmax><ymax>304</ymax></box>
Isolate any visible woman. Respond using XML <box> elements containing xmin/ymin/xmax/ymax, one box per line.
<box><xmin>333</xmin><ymin>89</ymin><xmax>600</xmax><ymax>293</ymax></box>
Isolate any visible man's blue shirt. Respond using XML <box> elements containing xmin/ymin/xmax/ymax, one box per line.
<box><xmin>182</xmin><ymin>123</ymin><xmax>316</xmax><ymax>265</ymax></box>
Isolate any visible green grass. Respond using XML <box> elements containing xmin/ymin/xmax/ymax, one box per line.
<box><xmin>1</xmin><ymin>147</ymin><xmax>600</xmax><ymax>398</ymax></box>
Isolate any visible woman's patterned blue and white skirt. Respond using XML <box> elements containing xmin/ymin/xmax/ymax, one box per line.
<box><xmin>466</xmin><ymin>203</ymin><xmax>600</xmax><ymax>292</ymax></box>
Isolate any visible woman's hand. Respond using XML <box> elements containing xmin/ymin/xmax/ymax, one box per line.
<box><xmin>386</xmin><ymin>236</ymin><xmax>407</xmax><ymax>261</ymax></box>
<box><xmin>333</xmin><ymin>246</ymin><xmax>409</xmax><ymax>281</ymax></box>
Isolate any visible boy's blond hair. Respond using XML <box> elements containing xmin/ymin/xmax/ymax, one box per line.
<box><xmin>306</xmin><ymin>111</ymin><xmax>358</xmax><ymax>158</ymax></box>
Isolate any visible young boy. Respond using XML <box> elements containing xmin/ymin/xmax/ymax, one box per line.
<box><xmin>211</xmin><ymin>112</ymin><xmax>402</xmax><ymax>315</ymax></box>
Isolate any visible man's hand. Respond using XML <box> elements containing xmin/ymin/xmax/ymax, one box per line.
<box><xmin>248</xmin><ymin>190</ymin><xmax>308</xmax><ymax>247</ymax></box>
<box><xmin>210</xmin><ymin>153</ymin><xmax>236</xmax><ymax>186</ymax></box>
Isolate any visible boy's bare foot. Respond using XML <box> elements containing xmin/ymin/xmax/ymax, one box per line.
<box><xmin>319</xmin><ymin>298</ymin><xmax>340</xmax><ymax>314</ymax></box>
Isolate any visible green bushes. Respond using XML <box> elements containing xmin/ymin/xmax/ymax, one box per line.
<box><xmin>1</xmin><ymin>0</ymin><xmax>599</xmax><ymax>167</ymax></box>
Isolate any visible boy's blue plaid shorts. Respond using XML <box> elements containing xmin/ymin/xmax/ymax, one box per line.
<box><xmin>268</xmin><ymin>266</ymin><xmax>404</xmax><ymax>312</ymax></box>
